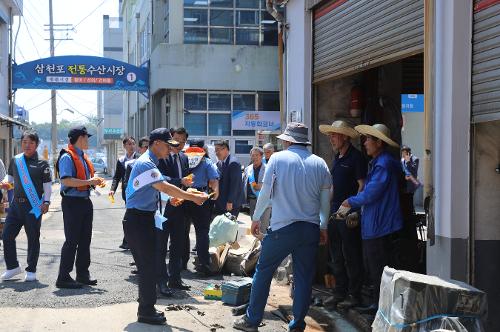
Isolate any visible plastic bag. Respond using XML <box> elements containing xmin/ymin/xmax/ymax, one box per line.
<box><xmin>209</xmin><ymin>213</ymin><xmax>239</xmax><ymax>248</ymax></box>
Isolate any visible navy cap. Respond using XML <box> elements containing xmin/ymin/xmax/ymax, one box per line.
<box><xmin>149</xmin><ymin>128</ymin><xmax>179</xmax><ymax>146</ymax></box>
<box><xmin>68</xmin><ymin>126</ymin><xmax>92</xmax><ymax>140</ymax></box>
<box><xmin>189</xmin><ymin>139</ymin><xmax>205</xmax><ymax>148</ymax></box>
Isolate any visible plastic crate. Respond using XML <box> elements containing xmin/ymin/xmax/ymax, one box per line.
<box><xmin>221</xmin><ymin>278</ymin><xmax>252</xmax><ymax>306</ymax></box>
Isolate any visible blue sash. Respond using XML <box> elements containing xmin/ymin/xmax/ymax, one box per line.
<box><xmin>247</xmin><ymin>167</ymin><xmax>260</xmax><ymax>197</ymax></box>
<box><xmin>14</xmin><ymin>153</ymin><xmax>43</xmax><ymax>218</ymax></box>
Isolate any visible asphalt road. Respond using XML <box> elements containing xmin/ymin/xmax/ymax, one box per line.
<box><xmin>0</xmin><ymin>181</ymin><xmax>235</xmax><ymax>309</ymax></box>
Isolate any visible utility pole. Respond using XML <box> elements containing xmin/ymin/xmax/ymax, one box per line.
<box><xmin>49</xmin><ymin>0</ymin><xmax>57</xmax><ymax>169</ymax></box>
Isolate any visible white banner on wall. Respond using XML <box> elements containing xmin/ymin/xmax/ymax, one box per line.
<box><xmin>232</xmin><ymin>111</ymin><xmax>281</xmax><ymax>131</ymax></box>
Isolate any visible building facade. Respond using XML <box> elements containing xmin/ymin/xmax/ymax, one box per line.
<box><xmin>121</xmin><ymin>0</ymin><xmax>280</xmax><ymax>165</ymax></box>
<box><xmin>282</xmin><ymin>0</ymin><xmax>500</xmax><ymax>329</ymax></box>
<box><xmin>0</xmin><ymin>0</ymin><xmax>23</xmax><ymax>162</ymax></box>
<box><xmin>100</xmin><ymin>12</ymin><xmax>125</xmax><ymax>174</ymax></box>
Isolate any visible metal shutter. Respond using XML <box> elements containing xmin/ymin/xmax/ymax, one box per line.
<box><xmin>472</xmin><ymin>1</ymin><xmax>500</xmax><ymax>123</ymax></box>
<box><xmin>313</xmin><ymin>0</ymin><xmax>424</xmax><ymax>84</ymax></box>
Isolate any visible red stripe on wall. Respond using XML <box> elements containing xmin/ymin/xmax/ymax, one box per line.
<box><xmin>475</xmin><ymin>0</ymin><xmax>500</xmax><ymax>12</ymax></box>
<box><xmin>314</xmin><ymin>0</ymin><xmax>349</xmax><ymax>20</ymax></box>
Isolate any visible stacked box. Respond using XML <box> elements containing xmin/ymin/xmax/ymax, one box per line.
<box><xmin>373</xmin><ymin>267</ymin><xmax>488</xmax><ymax>332</ymax></box>
<box><xmin>221</xmin><ymin>277</ymin><xmax>253</xmax><ymax>306</ymax></box>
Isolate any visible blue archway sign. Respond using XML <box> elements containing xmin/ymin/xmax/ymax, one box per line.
<box><xmin>13</xmin><ymin>55</ymin><xmax>149</xmax><ymax>96</ymax></box>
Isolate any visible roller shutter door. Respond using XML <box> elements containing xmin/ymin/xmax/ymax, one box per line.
<box><xmin>472</xmin><ymin>0</ymin><xmax>500</xmax><ymax>123</ymax></box>
<box><xmin>313</xmin><ymin>0</ymin><xmax>424</xmax><ymax>84</ymax></box>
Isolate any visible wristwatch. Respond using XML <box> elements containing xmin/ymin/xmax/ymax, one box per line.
<box><xmin>43</xmin><ymin>201</ymin><xmax>50</xmax><ymax>206</ymax></box>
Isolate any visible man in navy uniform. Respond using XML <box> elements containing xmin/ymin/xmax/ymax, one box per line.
<box><xmin>110</xmin><ymin>136</ymin><xmax>139</xmax><ymax>249</ymax></box>
<box><xmin>213</xmin><ymin>140</ymin><xmax>244</xmax><ymax>217</ymax></box>
<box><xmin>124</xmin><ymin>128</ymin><xmax>207</xmax><ymax>325</ymax></box>
<box><xmin>319</xmin><ymin>120</ymin><xmax>366</xmax><ymax>309</ymax></box>
<box><xmin>184</xmin><ymin>139</ymin><xmax>219</xmax><ymax>276</ymax></box>
<box><xmin>56</xmin><ymin>126</ymin><xmax>104</xmax><ymax>289</ymax></box>
<box><xmin>1</xmin><ymin>130</ymin><xmax>52</xmax><ymax>282</ymax></box>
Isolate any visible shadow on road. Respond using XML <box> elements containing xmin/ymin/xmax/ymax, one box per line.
<box><xmin>53</xmin><ymin>287</ymin><xmax>108</xmax><ymax>297</ymax></box>
<box><xmin>0</xmin><ymin>280</ymin><xmax>49</xmax><ymax>292</ymax></box>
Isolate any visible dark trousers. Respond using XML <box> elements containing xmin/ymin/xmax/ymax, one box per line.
<box><xmin>58</xmin><ymin>197</ymin><xmax>93</xmax><ymax>279</ymax></box>
<box><xmin>124</xmin><ymin>208</ymin><xmax>157</xmax><ymax>315</ymax></box>
<box><xmin>156</xmin><ymin>208</ymin><xmax>185</xmax><ymax>284</ymax></box>
<box><xmin>328</xmin><ymin>219</ymin><xmax>363</xmax><ymax>297</ymax></box>
<box><xmin>182</xmin><ymin>217</ymin><xmax>191</xmax><ymax>268</ymax></box>
<box><xmin>2</xmin><ymin>202</ymin><xmax>42</xmax><ymax>272</ymax></box>
<box><xmin>186</xmin><ymin>200</ymin><xmax>212</xmax><ymax>267</ymax></box>
<box><xmin>362</xmin><ymin>234</ymin><xmax>394</xmax><ymax>305</ymax></box>
<box><xmin>213</xmin><ymin>205</ymin><xmax>240</xmax><ymax>219</ymax></box>
<box><xmin>121</xmin><ymin>195</ymin><xmax>128</xmax><ymax>246</ymax></box>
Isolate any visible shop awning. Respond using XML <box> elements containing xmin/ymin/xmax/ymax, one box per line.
<box><xmin>0</xmin><ymin>113</ymin><xmax>30</xmax><ymax>128</ymax></box>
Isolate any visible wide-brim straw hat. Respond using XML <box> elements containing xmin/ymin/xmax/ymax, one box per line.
<box><xmin>277</xmin><ymin>122</ymin><xmax>311</xmax><ymax>145</ymax></box>
<box><xmin>354</xmin><ymin>123</ymin><xmax>399</xmax><ymax>147</ymax></box>
<box><xmin>319</xmin><ymin>120</ymin><xmax>359</xmax><ymax>139</ymax></box>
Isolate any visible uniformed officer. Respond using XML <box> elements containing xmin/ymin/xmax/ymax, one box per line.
<box><xmin>0</xmin><ymin>130</ymin><xmax>52</xmax><ymax>282</ymax></box>
<box><xmin>184</xmin><ymin>139</ymin><xmax>219</xmax><ymax>276</ymax></box>
<box><xmin>124</xmin><ymin>128</ymin><xmax>207</xmax><ymax>325</ymax></box>
<box><xmin>56</xmin><ymin>126</ymin><xmax>104</xmax><ymax>289</ymax></box>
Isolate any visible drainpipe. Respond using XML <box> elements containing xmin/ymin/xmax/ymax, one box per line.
<box><xmin>424</xmin><ymin>0</ymin><xmax>435</xmax><ymax>246</ymax></box>
<box><xmin>266</xmin><ymin>0</ymin><xmax>286</xmax><ymax>128</ymax></box>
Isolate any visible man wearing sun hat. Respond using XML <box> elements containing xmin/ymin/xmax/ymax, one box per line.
<box><xmin>339</xmin><ymin>123</ymin><xmax>403</xmax><ymax>314</ymax></box>
<box><xmin>233</xmin><ymin>122</ymin><xmax>332</xmax><ymax>332</ymax></box>
<box><xmin>319</xmin><ymin>120</ymin><xmax>366</xmax><ymax>309</ymax></box>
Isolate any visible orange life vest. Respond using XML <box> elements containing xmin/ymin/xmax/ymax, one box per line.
<box><xmin>64</xmin><ymin>144</ymin><xmax>95</xmax><ymax>191</ymax></box>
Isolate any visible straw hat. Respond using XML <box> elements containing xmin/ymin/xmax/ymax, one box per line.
<box><xmin>354</xmin><ymin>123</ymin><xmax>399</xmax><ymax>147</ymax></box>
<box><xmin>277</xmin><ymin>122</ymin><xmax>311</xmax><ymax>145</ymax></box>
<box><xmin>319</xmin><ymin>120</ymin><xmax>359</xmax><ymax>139</ymax></box>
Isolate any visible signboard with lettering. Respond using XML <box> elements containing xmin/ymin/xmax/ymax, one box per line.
<box><xmin>401</xmin><ymin>94</ymin><xmax>424</xmax><ymax>112</ymax></box>
<box><xmin>103</xmin><ymin>128</ymin><xmax>123</xmax><ymax>139</ymax></box>
<box><xmin>232</xmin><ymin>111</ymin><xmax>281</xmax><ymax>131</ymax></box>
<box><xmin>13</xmin><ymin>56</ymin><xmax>148</xmax><ymax>93</ymax></box>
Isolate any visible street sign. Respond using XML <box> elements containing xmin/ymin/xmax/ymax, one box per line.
<box><xmin>103</xmin><ymin>128</ymin><xmax>123</xmax><ymax>139</ymax></box>
<box><xmin>13</xmin><ymin>55</ymin><xmax>149</xmax><ymax>93</ymax></box>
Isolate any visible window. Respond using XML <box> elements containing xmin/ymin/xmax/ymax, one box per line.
<box><xmin>164</xmin><ymin>0</ymin><xmax>169</xmax><ymax>42</ymax></box>
<box><xmin>209</xmin><ymin>93</ymin><xmax>231</xmax><ymax>111</ymax></box>
<box><xmin>185</xmin><ymin>113</ymin><xmax>207</xmax><ymax>136</ymax></box>
<box><xmin>185</xmin><ymin>92</ymin><xmax>207</xmax><ymax>110</ymax></box>
<box><xmin>235</xmin><ymin>140</ymin><xmax>253</xmax><ymax>154</ymax></box>
<box><xmin>233</xmin><ymin>94</ymin><xmax>255</xmax><ymax>110</ymax></box>
<box><xmin>258</xmin><ymin>91</ymin><xmax>279</xmax><ymax>111</ymax></box>
<box><xmin>209</xmin><ymin>114</ymin><xmax>231</xmax><ymax>135</ymax></box>
<box><xmin>183</xmin><ymin>1</ymin><xmax>278</xmax><ymax>46</ymax></box>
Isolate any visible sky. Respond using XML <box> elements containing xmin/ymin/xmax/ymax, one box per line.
<box><xmin>13</xmin><ymin>0</ymin><xmax>119</xmax><ymax>124</ymax></box>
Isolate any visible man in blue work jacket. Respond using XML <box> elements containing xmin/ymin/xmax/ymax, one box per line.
<box><xmin>124</xmin><ymin>128</ymin><xmax>207</xmax><ymax>325</ymax></box>
<box><xmin>340</xmin><ymin>123</ymin><xmax>403</xmax><ymax>314</ymax></box>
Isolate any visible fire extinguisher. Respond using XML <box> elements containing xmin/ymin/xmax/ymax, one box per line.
<box><xmin>350</xmin><ymin>85</ymin><xmax>363</xmax><ymax>117</ymax></box>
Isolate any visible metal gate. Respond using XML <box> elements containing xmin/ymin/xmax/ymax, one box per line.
<box><xmin>472</xmin><ymin>0</ymin><xmax>500</xmax><ymax>123</ymax></box>
<box><xmin>313</xmin><ymin>0</ymin><xmax>424</xmax><ymax>84</ymax></box>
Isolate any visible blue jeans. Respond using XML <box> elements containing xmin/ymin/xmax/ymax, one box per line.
<box><xmin>246</xmin><ymin>221</ymin><xmax>320</xmax><ymax>330</ymax></box>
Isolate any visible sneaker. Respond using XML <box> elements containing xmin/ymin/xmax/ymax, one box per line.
<box><xmin>1</xmin><ymin>266</ymin><xmax>23</xmax><ymax>280</ymax></box>
<box><xmin>233</xmin><ymin>316</ymin><xmax>258</xmax><ymax>332</ymax></box>
<box><xmin>24</xmin><ymin>272</ymin><xmax>37</xmax><ymax>282</ymax></box>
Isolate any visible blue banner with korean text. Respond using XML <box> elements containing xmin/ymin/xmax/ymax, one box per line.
<box><xmin>13</xmin><ymin>56</ymin><xmax>148</xmax><ymax>93</ymax></box>
<box><xmin>232</xmin><ymin>111</ymin><xmax>281</xmax><ymax>131</ymax></box>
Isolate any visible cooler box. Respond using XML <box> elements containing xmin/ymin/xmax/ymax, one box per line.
<box><xmin>221</xmin><ymin>277</ymin><xmax>253</xmax><ymax>306</ymax></box>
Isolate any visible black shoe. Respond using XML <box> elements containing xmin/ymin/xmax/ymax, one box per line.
<box><xmin>56</xmin><ymin>276</ymin><xmax>83</xmax><ymax>289</ymax></box>
<box><xmin>137</xmin><ymin>313</ymin><xmax>166</xmax><ymax>325</ymax></box>
<box><xmin>76</xmin><ymin>276</ymin><xmax>98</xmax><ymax>286</ymax></box>
<box><xmin>354</xmin><ymin>303</ymin><xmax>378</xmax><ymax>315</ymax></box>
<box><xmin>195</xmin><ymin>264</ymin><xmax>212</xmax><ymax>277</ymax></box>
<box><xmin>323</xmin><ymin>290</ymin><xmax>346</xmax><ymax>307</ymax></box>
<box><xmin>157</xmin><ymin>283</ymin><xmax>174</xmax><ymax>297</ymax></box>
<box><xmin>337</xmin><ymin>294</ymin><xmax>360</xmax><ymax>309</ymax></box>
<box><xmin>168</xmin><ymin>280</ymin><xmax>191</xmax><ymax>290</ymax></box>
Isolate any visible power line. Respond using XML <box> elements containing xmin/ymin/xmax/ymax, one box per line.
<box><xmin>73</xmin><ymin>0</ymin><xmax>109</xmax><ymax>31</ymax></box>
<box><xmin>21</xmin><ymin>15</ymin><xmax>42</xmax><ymax>58</ymax></box>
<box><xmin>25</xmin><ymin>95</ymin><xmax>55</xmax><ymax>111</ymax></box>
